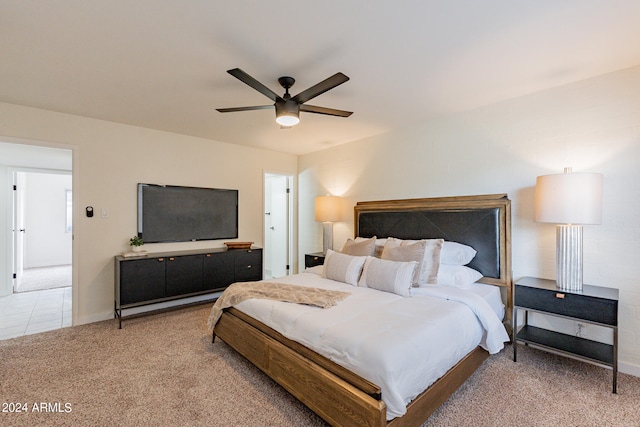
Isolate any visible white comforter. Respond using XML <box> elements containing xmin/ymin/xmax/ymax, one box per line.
<box><xmin>233</xmin><ymin>271</ymin><xmax>509</xmax><ymax>420</ymax></box>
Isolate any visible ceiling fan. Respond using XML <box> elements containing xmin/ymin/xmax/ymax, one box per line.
<box><xmin>216</xmin><ymin>68</ymin><xmax>352</xmax><ymax>127</ymax></box>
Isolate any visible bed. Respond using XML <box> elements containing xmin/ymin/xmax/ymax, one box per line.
<box><xmin>211</xmin><ymin>194</ymin><xmax>512</xmax><ymax>427</ymax></box>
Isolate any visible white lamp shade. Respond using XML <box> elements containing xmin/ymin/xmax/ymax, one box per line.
<box><xmin>534</xmin><ymin>172</ymin><xmax>603</xmax><ymax>225</ymax></box>
<box><xmin>315</xmin><ymin>196</ymin><xmax>341</xmax><ymax>222</ymax></box>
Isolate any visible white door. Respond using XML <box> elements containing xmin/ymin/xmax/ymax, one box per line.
<box><xmin>264</xmin><ymin>174</ymin><xmax>291</xmax><ymax>279</ymax></box>
<box><xmin>12</xmin><ymin>172</ymin><xmax>25</xmax><ymax>291</ymax></box>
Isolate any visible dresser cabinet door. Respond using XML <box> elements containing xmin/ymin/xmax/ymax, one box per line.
<box><xmin>203</xmin><ymin>251</ymin><xmax>235</xmax><ymax>291</ymax></box>
<box><xmin>165</xmin><ymin>255</ymin><xmax>204</xmax><ymax>297</ymax></box>
<box><xmin>120</xmin><ymin>258</ymin><xmax>166</xmax><ymax>305</ymax></box>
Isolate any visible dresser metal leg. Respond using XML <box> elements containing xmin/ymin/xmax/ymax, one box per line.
<box><xmin>513</xmin><ymin>307</ymin><xmax>518</xmax><ymax>362</ymax></box>
<box><xmin>613</xmin><ymin>327</ymin><xmax>618</xmax><ymax>393</ymax></box>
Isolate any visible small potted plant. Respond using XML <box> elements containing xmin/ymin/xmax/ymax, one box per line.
<box><xmin>129</xmin><ymin>235</ymin><xmax>144</xmax><ymax>252</ymax></box>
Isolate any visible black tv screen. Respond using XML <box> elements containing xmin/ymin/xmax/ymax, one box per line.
<box><xmin>137</xmin><ymin>183</ymin><xmax>238</xmax><ymax>243</ymax></box>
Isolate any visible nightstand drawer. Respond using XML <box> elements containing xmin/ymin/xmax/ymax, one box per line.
<box><xmin>515</xmin><ymin>285</ymin><xmax>617</xmax><ymax>326</ymax></box>
<box><xmin>305</xmin><ymin>253</ymin><xmax>325</xmax><ymax>268</ymax></box>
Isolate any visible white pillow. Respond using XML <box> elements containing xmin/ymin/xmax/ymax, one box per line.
<box><xmin>440</xmin><ymin>241</ymin><xmax>477</xmax><ymax>265</ymax></box>
<box><xmin>322</xmin><ymin>249</ymin><xmax>367</xmax><ymax>286</ymax></box>
<box><xmin>437</xmin><ymin>264</ymin><xmax>483</xmax><ymax>288</ymax></box>
<box><xmin>358</xmin><ymin>256</ymin><xmax>416</xmax><ymax>297</ymax></box>
<box><xmin>383</xmin><ymin>238</ymin><xmax>443</xmax><ymax>286</ymax></box>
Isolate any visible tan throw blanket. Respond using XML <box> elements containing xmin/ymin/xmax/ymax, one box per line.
<box><xmin>207</xmin><ymin>281</ymin><xmax>350</xmax><ymax>333</ymax></box>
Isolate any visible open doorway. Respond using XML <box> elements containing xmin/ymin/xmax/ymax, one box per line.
<box><xmin>264</xmin><ymin>173</ymin><xmax>293</xmax><ymax>279</ymax></box>
<box><xmin>0</xmin><ymin>141</ymin><xmax>73</xmax><ymax>340</ymax></box>
<box><xmin>13</xmin><ymin>170</ymin><xmax>72</xmax><ymax>293</ymax></box>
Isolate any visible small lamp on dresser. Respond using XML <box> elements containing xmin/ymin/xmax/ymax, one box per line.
<box><xmin>315</xmin><ymin>195</ymin><xmax>341</xmax><ymax>255</ymax></box>
<box><xmin>534</xmin><ymin>167</ymin><xmax>603</xmax><ymax>291</ymax></box>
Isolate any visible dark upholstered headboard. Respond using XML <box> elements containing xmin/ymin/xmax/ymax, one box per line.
<box><xmin>354</xmin><ymin>194</ymin><xmax>512</xmax><ymax>319</ymax></box>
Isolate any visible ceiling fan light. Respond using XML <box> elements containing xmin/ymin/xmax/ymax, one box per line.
<box><xmin>275</xmin><ymin>114</ymin><xmax>300</xmax><ymax>126</ymax></box>
<box><xmin>275</xmin><ymin>100</ymin><xmax>300</xmax><ymax>126</ymax></box>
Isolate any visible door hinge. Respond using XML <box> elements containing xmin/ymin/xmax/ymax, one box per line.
<box><xmin>13</xmin><ymin>185</ymin><xmax>17</xmax><ymax>191</ymax></box>
<box><xmin>13</xmin><ymin>273</ymin><xmax>17</xmax><ymax>279</ymax></box>
<box><xmin>286</xmin><ymin>264</ymin><xmax>290</xmax><ymax>270</ymax></box>
<box><xmin>286</xmin><ymin>187</ymin><xmax>290</xmax><ymax>193</ymax></box>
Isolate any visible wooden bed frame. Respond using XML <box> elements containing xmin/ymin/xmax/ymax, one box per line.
<box><xmin>213</xmin><ymin>194</ymin><xmax>512</xmax><ymax>426</ymax></box>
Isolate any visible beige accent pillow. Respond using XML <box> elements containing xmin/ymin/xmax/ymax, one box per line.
<box><xmin>382</xmin><ymin>238</ymin><xmax>443</xmax><ymax>286</ymax></box>
<box><xmin>380</xmin><ymin>240</ymin><xmax>426</xmax><ymax>286</ymax></box>
<box><xmin>322</xmin><ymin>249</ymin><xmax>367</xmax><ymax>286</ymax></box>
<box><xmin>358</xmin><ymin>257</ymin><xmax>416</xmax><ymax>297</ymax></box>
<box><xmin>341</xmin><ymin>236</ymin><xmax>376</xmax><ymax>256</ymax></box>
<box><xmin>355</xmin><ymin>237</ymin><xmax>386</xmax><ymax>257</ymax></box>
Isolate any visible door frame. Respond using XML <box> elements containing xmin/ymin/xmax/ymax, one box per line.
<box><xmin>263</xmin><ymin>172</ymin><xmax>294</xmax><ymax>278</ymax></box>
<box><xmin>1</xmin><ymin>136</ymin><xmax>78</xmax><ymax>326</ymax></box>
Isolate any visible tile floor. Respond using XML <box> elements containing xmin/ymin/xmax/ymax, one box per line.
<box><xmin>0</xmin><ymin>287</ymin><xmax>72</xmax><ymax>340</ymax></box>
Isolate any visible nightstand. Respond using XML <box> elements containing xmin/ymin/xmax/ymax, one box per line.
<box><xmin>305</xmin><ymin>252</ymin><xmax>325</xmax><ymax>268</ymax></box>
<box><xmin>513</xmin><ymin>276</ymin><xmax>618</xmax><ymax>393</ymax></box>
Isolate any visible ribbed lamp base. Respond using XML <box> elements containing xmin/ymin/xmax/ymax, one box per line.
<box><xmin>322</xmin><ymin>222</ymin><xmax>333</xmax><ymax>255</ymax></box>
<box><xmin>556</xmin><ymin>224</ymin><xmax>583</xmax><ymax>291</ymax></box>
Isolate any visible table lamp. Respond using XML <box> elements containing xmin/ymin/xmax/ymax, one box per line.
<box><xmin>315</xmin><ymin>195</ymin><xmax>341</xmax><ymax>254</ymax></box>
<box><xmin>534</xmin><ymin>168</ymin><xmax>603</xmax><ymax>291</ymax></box>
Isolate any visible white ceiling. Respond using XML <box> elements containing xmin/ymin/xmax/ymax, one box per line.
<box><xmin>2</xmin><ymin>1</ymin><xmax>640</xmax><ymax>155</ymax></box>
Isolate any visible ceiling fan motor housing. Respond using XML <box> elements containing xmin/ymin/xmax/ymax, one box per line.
<box><xmin>276</xmin><ymin>99</ymin><xmax>299</xmax><ymax>115</ymax></box>
<box><xmin>278</xmin><ymin>76</ymin><xmax>295</xmax><ymax>91</ymax></box>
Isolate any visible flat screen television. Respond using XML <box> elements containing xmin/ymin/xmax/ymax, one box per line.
<box><xmin>137</xmin><ymin>183</ymin><xmax>238</xmax><ymax>243</ymax></box>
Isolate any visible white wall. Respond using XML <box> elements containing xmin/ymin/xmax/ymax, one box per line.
<box><xmin>299</xmin><ymin>65</ymin><xmax>640</xmax><ymax>375</ymax></box>
<box><xmin>0</xmin><ymin>102</ymin><xmax>297</xmax><ymax>324</ymax></box>
<box><xmin>23</xmin><ymin>172</ymin><xmax>73</xmax><ymax>268</ymax></box>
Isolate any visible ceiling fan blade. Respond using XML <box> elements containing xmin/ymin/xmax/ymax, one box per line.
<box><xmin>227</xmin><ymin>68</ymin><xmax>283</xmax><ymax>102</ymax></box>
<box><xmin>216</xmin><ymin>105</ymin><xmax>273</xmax><ymax>113</ymax></box>
<box><xmin>300</xmin><ymin>104</ymin><xmax>353</xmax><ymax>117</ymax></box>
<box><xmin>292</xmin><ymin>72</ymin><xmax>349</xmax><ymax>104</ymax></box>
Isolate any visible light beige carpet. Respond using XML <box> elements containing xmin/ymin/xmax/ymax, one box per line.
<box><xmin>1</xmin><ymin>304</ymin><xmax>638</xmax><ymax>427</ymax></box>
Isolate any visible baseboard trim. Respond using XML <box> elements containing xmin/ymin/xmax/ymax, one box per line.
<box><xmin>620</xmin><ymin>361</ymin><xmax>640</xmax><ymax>378</ymax></box>
<box><xmin>77</xmin><ymin>292</ymin><xmax>222</xmax><ymax>326</ymax></box>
